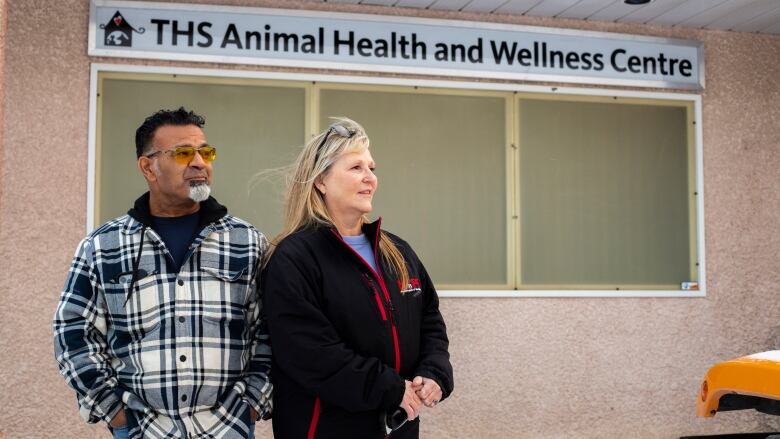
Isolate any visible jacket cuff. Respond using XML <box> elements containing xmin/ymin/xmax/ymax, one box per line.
<box><xmin>102</xmin><ymin>400</ymin><xmax>124</xmax><ymax>425</ymax></box>
<box><xmin>80</xmin><ymin>390</ymin><xmax>123</xmax><ymax>425</ymax></box>
<box><xmin>380</xmin><ymin>377</ymin><xmax>406</xmax><ymax>410</ymax></box>
<box><xmin>244</xmin><ymin>382</ymin><xmax>274</xmax><ymax>420</ymax></box>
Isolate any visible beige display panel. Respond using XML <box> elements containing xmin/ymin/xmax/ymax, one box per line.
<box><xmin>516</xmin><ymin>96</ymin><xmax>696</xmax><ymax>289</ymax></box>
<box><xmin>96</xmin><ymin>72</ymin><xmax>696</xmax><ymax>291</ymax></box>
<box><xmin>97</xmin><ymin>73</ymin><xmax>307</xmax><ymax>237</ymax></box>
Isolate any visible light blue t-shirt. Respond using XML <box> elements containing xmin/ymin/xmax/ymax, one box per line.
<box><xmin>343</xmin><ymin>234</ymin><xmax>378</xmax><ymax>273</ymax></box>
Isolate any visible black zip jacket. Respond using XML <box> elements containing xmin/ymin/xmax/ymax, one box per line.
<box><xmin>262</xmin><ymin>219</ymin><xmax>453</xmax><ymax>439</ymax></box>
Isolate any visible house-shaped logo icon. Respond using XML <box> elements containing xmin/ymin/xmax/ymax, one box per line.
<box><xmin>100</xmin><ymin>11</ymin><xmax>145</xmax><ymax>47</ymax></box>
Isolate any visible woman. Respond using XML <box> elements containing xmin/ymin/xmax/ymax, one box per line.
<box><xmin>262</xmin><ymin>118</ymin><xmax>454</xmax><ymax>438</ymax></box>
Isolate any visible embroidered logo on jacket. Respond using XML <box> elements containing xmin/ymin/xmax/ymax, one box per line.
<box><xmin>399</xmin><ymin>277</ymin><xmax>422</xmax><ymax>295</ymax></box>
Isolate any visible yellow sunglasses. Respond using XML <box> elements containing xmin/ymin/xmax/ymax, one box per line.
<box><xmin>145</xmin><ymin>145</ymin><xmax>217</xmax><ymax>164</ymax></box>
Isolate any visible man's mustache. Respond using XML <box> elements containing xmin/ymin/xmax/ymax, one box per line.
<box><xmin>188</xmin><ymin>178</ymin><xmax>209</xmax><ymax>186</ymax></box>
<box><xmin>185</xmin><ymin>173</ymin><xmax>209</xmax><ymax>182</ymax></box>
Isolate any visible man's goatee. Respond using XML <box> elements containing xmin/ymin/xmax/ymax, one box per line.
<box><xmin>189</xmin><ymin>181</ymin><xmax>211</xmax><ymax>202</ymax></box>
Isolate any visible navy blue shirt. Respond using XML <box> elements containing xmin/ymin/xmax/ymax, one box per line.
<box><xmin>151</xmin><ymin>212</ymin><xmax>200</xmax><ymax>272</ymax></box>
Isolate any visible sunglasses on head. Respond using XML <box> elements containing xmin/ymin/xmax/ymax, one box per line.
<box><xmin>314</xmin><ymin>124</ymin><xmax>356</xmax><ymax>163</ymax></box>
<box><xmin>145</xmin><ymin>145</ymin><xmax>217</xmax><ymax>164</ymax></box>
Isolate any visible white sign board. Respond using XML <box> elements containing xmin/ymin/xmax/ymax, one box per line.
<box><xmin>89</xmin><ymin>0</ymin><xmax>705</xmax><ymax>90</ymax></box>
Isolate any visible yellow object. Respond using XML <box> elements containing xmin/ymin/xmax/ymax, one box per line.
<box><xmin>697</xmin><ymin>351</ymin><xmax>780</xmax><ymax>417</ymax></box>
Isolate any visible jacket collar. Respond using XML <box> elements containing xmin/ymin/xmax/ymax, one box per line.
<box><xmin>123</xmin><ymin>192</ymin><xmax>229</xmax><ymax>235</ymax></box>
<box><xmin>322</xmin><ymin>217</ymin><xmax>383</xmax><ymax>246</ymax></box>
<box><xmin>360</xmin><ymin>217</ymin><xmax>382</xmax><ymax>247</ymax></box>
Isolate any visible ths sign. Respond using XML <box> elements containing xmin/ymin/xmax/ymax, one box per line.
<box><xmin>89</xmin><ymin>1</ymin><xmax>704</xmax><ymax>90</ymax></box>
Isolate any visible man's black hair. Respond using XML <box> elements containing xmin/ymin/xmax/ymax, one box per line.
<box><xmin>135</xmin><ymin>107</ymin><xmax>206</xmax><ymax>158</ymax></box>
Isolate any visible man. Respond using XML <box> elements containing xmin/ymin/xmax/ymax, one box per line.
<box><xmin>53</xmin><ymin>108</ymin><xmax>272</xmax><ymax>438</ymax></box>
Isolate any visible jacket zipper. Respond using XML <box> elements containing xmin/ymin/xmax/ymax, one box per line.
<box><xmin>363</xmin><ymin>274</ymin><xmax>387</xmax><ymax>321</ymax></box>
<box><xmin>306</xmin><ymin>396</ymin><xmax>321</xmax><ymax>439</ymax></box>
<box><xmin>332</xmin><ymin>229</ymin><xmax>401</xmax><ymax>373</ymax></box>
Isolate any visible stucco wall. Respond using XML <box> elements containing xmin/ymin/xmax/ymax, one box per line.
<box><xmin>1</xmin><ymin>0</ymin><xmax>779</xmax><ymax>438</ymax></box>
<box><xmin>0</xmin><ymin>0</ymin><xmax>5</xmax><ymax>228</ymax></box>
<box><xmin>0</xmin><ymin>2</ymin><xmax>7</xmax><ymax>437</ymax></box>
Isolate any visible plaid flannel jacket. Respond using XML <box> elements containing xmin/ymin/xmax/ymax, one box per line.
<box><xmin>53</xmin><ymin>194</ymin><xmax>272</xmax><ymax>439</ymax></box>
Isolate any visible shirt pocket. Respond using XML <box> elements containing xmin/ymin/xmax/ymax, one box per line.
<box><xmin>199</xmin><ymin>261</ymin><xmax>251</xmax><ymax>325</ymax></box>
<box><xmin>104</xmin><ymin>264</ymin><xmax>164</xmax><ymax>341</ymax></box>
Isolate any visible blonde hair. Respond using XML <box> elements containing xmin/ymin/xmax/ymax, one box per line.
<box><xmin>271</xmin><ymin>117</ymin><xmax>409</xmax><ymax>288</ymax></box>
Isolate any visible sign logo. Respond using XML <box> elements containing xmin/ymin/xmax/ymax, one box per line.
<box><xmin>100</xmin><ymin>11</ymin><xmax>144</xmax><ymax>47</ymax></box>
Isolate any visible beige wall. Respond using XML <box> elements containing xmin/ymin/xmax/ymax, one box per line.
<box><xmin>0</xmin><ymin>2</ymin><xmax>7</xmax><ymax>438</ymax></box>
<box><xmin>1</xmin><ymin>0</ymin><xmax>779</xmax><ymax>438</ymax></box>
<box><xmin>0</xmin><ymin>0</ymin><xmax>5</xmax><ymax>221</ymax></box>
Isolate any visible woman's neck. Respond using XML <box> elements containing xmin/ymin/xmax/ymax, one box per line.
<box><xmin>331</xmin><ymin>214</ymin><xmax>363</xmax><ymax>236</ymax></box>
